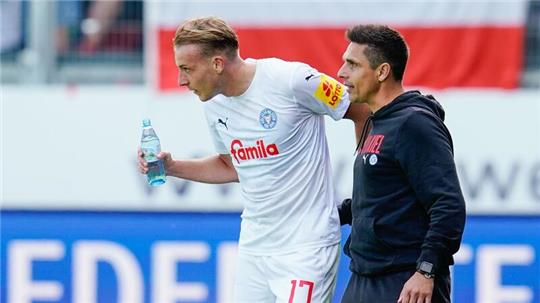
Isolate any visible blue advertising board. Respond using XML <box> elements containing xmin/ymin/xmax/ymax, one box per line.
<box><xmin>1</xmin><ymin>211</ymin><xmax>539</xmax><ymax>303</ymax></box>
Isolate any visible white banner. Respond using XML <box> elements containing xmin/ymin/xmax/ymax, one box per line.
<box><xmin>149</xmin><ymin>1</ymin><xmax>528</xmax><ymax>27</ymax></box>
<box><xmin>1</xmin><ymin>86</ymin><xmax>539</xmax><ymax>213</ymax></box>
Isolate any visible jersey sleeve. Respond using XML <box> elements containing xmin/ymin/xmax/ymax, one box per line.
<box><xmin>290</xmin><ymin>63</ymin><xmax>350</xmax><ymax>120</ymax></box>
<box><xmin>203</xmin><ymin>107</ymin><xmax>229</xmax><ymax>154</ymax></box>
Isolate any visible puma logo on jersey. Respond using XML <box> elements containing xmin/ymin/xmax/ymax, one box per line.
<box><xmin>217</xmin><ymin>118</ymin><xmax>228</xmax><ymax>130</ymax></box>
<box><xmin>362</xmin><ymin>154</ymin><xmax>368</xmax><ymax>164</ymax></box>
<box><xmin>230</xmin><ymin>139</ymin><xmax>279</xmax><ymax>164</ymax></box>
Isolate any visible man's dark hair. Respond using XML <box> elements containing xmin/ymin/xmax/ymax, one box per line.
<box><xmin>346</xmin><ymin>25</ymin><xmax>409</xmax><ymax>81</ymax></box>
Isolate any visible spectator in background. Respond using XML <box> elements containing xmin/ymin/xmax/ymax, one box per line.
<box><xmin>337</xmin><ymin>24</ymin><xmax>466</xmax><ymax>303</ymax></box>
<box><xmin>0</xmin><ymin>0</ymin><xmax>24</xmax><ymax>56</ymax></box>
<box><xmin>78</xmin><ymin>0</ymin><xmax>125</xmax><ymax>53</ymax></box>
<box><xmin>57</xmin><ymin>0</ymin><xmax>142</xmax><ymax>54</ymax></box>
<box><xmin>138</xmin><ymin>16</ymin><xmax>369</xmax><ymax>302</ymax></box>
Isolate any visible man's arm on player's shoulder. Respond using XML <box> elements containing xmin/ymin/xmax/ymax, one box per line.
<box><xmin>343</xmin><ymin>103</ymin><xmax>371</xmax><ymax>145</ymax></box>
<box><xmin>336</xmin><ymin>103</ymin><xmax>370</xmax><ymax>226</ymax></box>
<box><xmin>159</xmin><ymin>152</ymin><xmax>239</xmax><ymax>184</ymax></box>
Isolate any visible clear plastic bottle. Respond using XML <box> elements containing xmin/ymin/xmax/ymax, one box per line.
<box><xmin>141</xmin><ymin>119</ymin><xmax>166</xmax><ymax>186</ymax></box>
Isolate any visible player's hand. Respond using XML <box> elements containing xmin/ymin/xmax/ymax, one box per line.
<box><xmin>397</xmin><ymin>271</ymin><xmax>434</xmax><ymax>303</ymax></box>
<box><xmin>157</xmin><ymin>151</ymin><xmax>173</xmax><ymax>174</ymax></box>
<box><xmin>138</xmin><ymin>148</ymin><xmax>148</xmax><ymax>174</ymax></box>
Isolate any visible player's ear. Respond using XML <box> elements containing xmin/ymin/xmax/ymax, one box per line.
<box><xmin>377</xmin><ymin>63</ymin><xmax>391</xmax><ymax>82</ymax></box>
<box><xmin>212</xmin><ymin>56</ymin><xmax>225</xmax><ymax>74</ymax></box>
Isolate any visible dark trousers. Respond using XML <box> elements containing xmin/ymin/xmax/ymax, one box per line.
<box><xmin>341</xmin><ymin>269</ymin><xmax>451</xmax><ymax>303</ymax></box>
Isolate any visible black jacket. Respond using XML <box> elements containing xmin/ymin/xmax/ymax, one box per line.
<box><xmin>339</xmin><ymin>90</ymin><xmax>466</xmax><ymax>276</ymax></box>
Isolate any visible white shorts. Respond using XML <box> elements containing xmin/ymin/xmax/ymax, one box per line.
<box><xmin>233</xmin><ymin>244</ymin><xmax>340</xmax><ymax>303</ymax></box>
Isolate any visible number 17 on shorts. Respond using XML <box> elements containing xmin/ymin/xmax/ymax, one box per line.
<box><xmin>288</xmin><ymin>279</ymin><xmax>315</xmax><ymax>303</ymax></box>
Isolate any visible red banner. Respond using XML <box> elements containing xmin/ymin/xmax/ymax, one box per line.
<box><xmin>158</xmin><ymin>26</ymin><xmax>523</xmax><ymax>91</ymax></box>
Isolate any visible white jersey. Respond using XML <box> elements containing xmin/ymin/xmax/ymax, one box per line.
<box><xmin>204</xmin><ymin>58</ymin><xmax>350</xmax><ymax>255</ymax></box>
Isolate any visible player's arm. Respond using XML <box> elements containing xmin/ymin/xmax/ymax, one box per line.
<box><xmin>138</xmin><ymin>149</ymin><xmax>238</xmax><ymax>184</ymax></box>
<box><xmin>290</xmin><ymin>64</ymin><xmax>350</xmax><ymax>120</ymax></box>
<box><xmin>164</xmin><ymin>153</ymin><xmax>239</xmax><ymax>184</ymax></box>
<box><xmin>290</xmin><ymin>65</ymin><xmax>371</xmax><ymax>145</ymax></box>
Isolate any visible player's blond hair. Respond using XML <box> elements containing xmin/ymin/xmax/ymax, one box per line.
<box><xmin>173</xmin><ymin>16</ymin><xmax>239</xmax><ymax>59</ymax></box>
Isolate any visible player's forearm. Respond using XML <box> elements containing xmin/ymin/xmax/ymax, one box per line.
<box><xmin>166</xmin><ymin>155</ymin><xmax>239</xmax><ymax>184</ymax></box>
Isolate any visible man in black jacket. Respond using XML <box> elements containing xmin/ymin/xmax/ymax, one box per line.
<box><xmin>337</xmin><ymin>25</ymin><xmax>466</xmax><ymax>303</ymax></box>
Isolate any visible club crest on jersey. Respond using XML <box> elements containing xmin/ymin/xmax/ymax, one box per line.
<box><xmin>314</xmin><ymin>75</ymin><xmax>343</xmax><ymax>109</ymax></box>
<box><xmin>369</xmin><ymin>154</ymin><xmax>378</xmax><ymax>165</ymax></box>
<box><xmin>362</xmin><ymin>154</ymin><xmax>378</xmax><ymax>166</ymax></box>
<box><xmin>259</xmin><ymin>108</ymin><xmax>277</xmax><ymax>129</ymax></box>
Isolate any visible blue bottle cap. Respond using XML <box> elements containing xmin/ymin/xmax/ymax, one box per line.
<box><xmin>142</xmin><ymin>119</ymin><xmax>151</xmax><ymax>127</ymax></box>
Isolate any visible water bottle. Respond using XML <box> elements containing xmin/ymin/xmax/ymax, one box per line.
<box><xmin>141</xmin><ymin>119</ymin><xmax>166</xmax><ymax>186</ymax></box>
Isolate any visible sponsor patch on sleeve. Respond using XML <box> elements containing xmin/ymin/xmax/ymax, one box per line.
<box><xmin>313</xmin><ymin>75</ymin><xmax>344</xmax><ymax>109</ymax></box>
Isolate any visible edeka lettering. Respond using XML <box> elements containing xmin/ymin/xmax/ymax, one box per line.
<box><xmin>230</xmin><ymin>139</ymin><xmax>279</xmax><ymax>164</ymax></box>
<box><xmin>6</xmin><ymin>239</ymin><xmax>238</xmax><ymax>303</ymax></box>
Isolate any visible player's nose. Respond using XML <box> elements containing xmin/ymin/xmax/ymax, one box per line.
<box><xmin>178</xmin><ymin>72</ymin><xmax>189</xmax><ymax>87</ymax></box>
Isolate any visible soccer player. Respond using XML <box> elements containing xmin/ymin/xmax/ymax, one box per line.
<box><xmin>337</xmin><ymin>25</ymin><xmax>466</xmax><ymax>303</ymax></box>
<box><xmin>138</xmin><ymin>17</ymin><xmax>369</xmax><ymax>302</ymax></box>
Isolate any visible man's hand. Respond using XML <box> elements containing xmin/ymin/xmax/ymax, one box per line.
<box><xmin>157</xmin><ymin>151</ymin><xmax>173</xmax><ymax>174</ymax></box>
<box><xmin>137</xmin><ymin>148</ymin><xmax>148</xmax><ymax>174</ymax></box>
<box><xmin>397</xmin><ymin>271</ymin><xmax>434</xmax><ymax>303</ymax></box>
<box><xmin>138</xmin><ymin>149</ymin><xmax>172</xmax><ymax>175</ymax></box>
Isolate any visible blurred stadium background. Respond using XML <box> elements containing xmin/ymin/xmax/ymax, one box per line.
<box><xmin>1</xmin><ymin>0</ymin><xmax>539</xmax><ymax>302</ymax></box>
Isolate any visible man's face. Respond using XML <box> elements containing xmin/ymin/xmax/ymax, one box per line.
<box><xmin>338</xmin><ymin>43</ymin><xmax>380</xmax><ymax>104</ymax></box>
<box><xmin>174</xmin><ymin>44</ymin><xmax>220</xmax><ymax>101</ymax></box>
